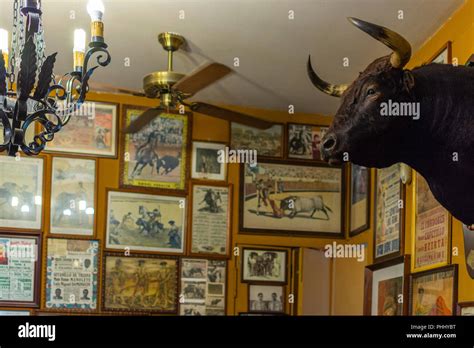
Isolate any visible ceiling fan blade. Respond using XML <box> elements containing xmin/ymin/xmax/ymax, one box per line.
<box><xmin>172</xmin><ymin>62</ymin><xmax>232</xmax><ymax>95</ymax></box>
<box><xmin>88</xmin><ymin>81</ymin><xmax>146</xmax><ymax>97</ymax></box>
<box><xmin>191</xmin><ymin>102</ymin><xmax>274</xmax><ymax>129</ymax></box>
<box><xmin>123</xmin><ymin>108</ymin><xmax>163</xmax><ymax>133</ymax></box>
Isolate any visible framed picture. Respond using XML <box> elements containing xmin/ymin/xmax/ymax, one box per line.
<box><xmin>120</xmin><ymin>106</ymin><xmax>190</xmax><ymax>192</ymax></box>
<box><xmin>50</xmin><ymin>157</ymin><xmax>96</xmax><ymax>236</ymax></box>
<box><xmin>374</xmin><ymin>164</ymin><xmax>404</xmax><ymax>263</ymax></box>
<box><xmin>0</xmin><ymin>233</ymin><xmax>41</xmax><ymax>307</ymax></box>
<box><xmin>363</xmin><ymin>255</ymin><xmax>410</xmax><ymax>316</ymax></box>
<box><xmin>287</xmin><ymin>123</ymin><xmax>328</xmax><ymax>160</ymax></box>
<box><xmin>189</xmin><ymin>183</ymin><xmax>232</xmax><ymax>257</ymax></box>
<box><xmin>191</xmin><ymin>141</ymin><xmax>227</xmax><ymax>181</ymax></box>
<box><xmin>248</xmin><ymin>284</ymin><xmax>285</xmax><ymax>313</ymax></box>
<box><xmin>45</xmin><ymin>101</ymin><xmax>118</xmax><ymax>157</ymax></box>
<box><xmin>241</xmin><ymin>248</ymin><xmax>287</xmax><ymax>284</ymax></box>
<box><xmin>457</xmin><ymin>302</ymin><xmax>474</xmax><ymax>316</ymax></box>
<box><xmin>180</xmin><ymin>258</ymin><xmax>227</xmax><ymax>316</ymax></box>
<box><xmin>105</xmin><ymin>189</ymin><xmax>186</xmax><ymax>254</ymax></box>
<box><xmin>103</xmin><ymin>253</ymin><xmax>179</xmax><ymax>314</ymax></box>
<box><xmin>409</xmin><ymin>264</ymin><xmax>458</xmax><ymax>316</ymax></box>
<box><xmin>45</xmin><ymin>238</ymin><xmax>99</xmax><ymax>311</ymax></box>
<box><xmin>466</xmin><ymin>54</ymin><xmax>474</xmax><ymax>67</ymax></box>
<box><xmin>429</xmin><ymin>41</ymin><xmax>452</xmax><ymax>64</ymax></box>
<box><xmin>230</xmin><ymin>122</ymin><xmax>284</xmax><ymax>158</ymax></box>
<box><xmin>0</xmin><ymin>156</ymin><xmax>44</xmax><ymax>231</ymax></box>
<box><xmin>0</xmin><ymin>309</ymin><xmax>31</xmax><ymax>315</ymax></box>
<box><xmin>349</xmin><ymin>164</ymin><xmax>371</xmax><ymax>236</ymax></box>
<box><xmin>412</xmin><ymin>172</ymin><xmax>451</xmax><ymax>272</ymax></box>
<box><xmin>240</xmin><ymin>159</ymin><xmax>344</xmax><ymax>237</ymax></box>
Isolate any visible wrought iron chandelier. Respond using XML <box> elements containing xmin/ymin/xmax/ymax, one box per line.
<box><xmin>0</xmin><ymin>0</ymin><xmax>110</xmax><ymax>156</ymax></box>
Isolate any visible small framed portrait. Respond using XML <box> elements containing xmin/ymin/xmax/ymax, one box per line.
<box><xmin>0</xmin><ymin>156</ymin><xmax>44</xmax><ymax>231</ymax></box>
<box><xmin>102</xmin><ymin>253</ymin><xmax>179</xmax><ymax>314</ymax></box>
<box><xmin>190</xmin><ymin>183</ymin><xmax>232</xmax><ymax>257</ymax></box>
<box><xmin>287</xmin><ymin>123</ymin><xmax>328</xmax><ymax>161</ymax></box>
<box><xmin>191</xmin><ymin>141</ymin><xmax>227</xmax><ymax>181</ymax></box>
<box><xmin>241</xmin><ymin>248</ymin><xmax>287</xmax><ymax>284</ymax></box>
<box><xmin>248</xmin><ymin>284</ymin><xmax>285</xmax><ymax>313</ymax></box>
<box><xmin>409</xmin><ymin>264</ymin><xmax>458</xmax><ymax>316</ymax></box>
<box><xmin>105</xmin><ymin>189</ymin><xmax>186</xmax><ymax>254</ymax></box>
<box><xmin>50</xmin><ymin>157</ymin><xmax>97</xmax><ymax>236</ymax></box>
<box><xmin>364</xmin><ymin>255</ymin><xmax>410</xmax><ymax>316</ymax></box>
<box><xmin>230</xmin><ymin>122</ymin><xmax>284</xmax><ymax>158</ymax></box>
<box><xmin>0</xmin><ymin>233</ymin><xmax>41</xmax><ymax>307</ymax></box>
<box><xmin>45</xmin><ymin>101</ymin><xmax>118</xmax><ymax>158</ymax></box>
<box><xmin>120</xmin><ymin>106</ymin><xmax>190</xmax><ymax>192</ymax></box>
<box><xmin>457</xmin><ymin>302</ymin><xmax>474</xmax><ymax>316</ymax></box>
<box><xmin>349</xmin><ymin>164</ymin><xmax>371</xmax><ymax>236</ymax></box>
<box><xmin>45</xmin><ymin>238</ymin><xmax>99</xmax><ymax>311</ymax></box>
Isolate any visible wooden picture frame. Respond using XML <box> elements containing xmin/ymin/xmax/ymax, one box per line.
<box><xmin>191</xmin><ymin>140</ymin><xmax>228</xmax><ymax>181</ymax></box>
<box><xmin>188</xmin><ymin>182</ymin><xmax>232</xmax><ymax>258</ymax></box>
<box><xmin>0</xmin><ymin>308</ymin><xmax>32</xmax><ymax>315</ymax></box>
<box><xmin>456</xmin><ymin>301</ymin><xmax>474</xmax><ymax>316</ymax></box>
<box><xmin>373</xmin><ymin>164</ymin><xmax>405</xmax><ymax>263</ymax></box>
<box><xmin>239</xmin><ymin>158</ymin><xmax>345</xmax><ymax>237</ymax></box>
<box><xmin>409</xmin><ymin>264</ymin><xmax>458</xmax><ymax>316</ymax></box>
<box><xmin>363</xmin><ymin>255</ymin><xmax>410</xmax><ymax>316</ymax></box>
<box><xmin>105</xmin><ymin>188</ymin><xmax>187</xmax><ymax>255</ymax></box>
<box><xmin>120</xmin><ymin>105</ymin><xmax>191</xmax><ymax>193</ymax></box>
<box><xmin>49</xmin><ymin>155</ymin><xmax>98</xmax><ymax>237</ymax></box>
<box><xmin>428</xmin><ymin>41</ymin><xmax>452</xmax><ymax>64</ymax></box>
<box><xmin>349</xmin><ymin>164</ymin><xmax>371</xmax><ymax>237</ymax></box>
<box><xmin>0</xmin><ymin>232</ymin><xmax>41</xmax><ymax>308</ymax></box>
<box><xmin>465</xmin><ymin>54</ymin><xmax>474</xmax><ymax>67</ymax></box>
<box><xmin>43</xmin><ymin>237</ymin><xmax>100</xmax><ymax>312</ymax></box>
<box><xmin>44</xmin><ymin>101</ymin><xmax>119</xmax><ymax>158</ymax></box>
<box><xmin>102</xmin><ymin>252</ymin><xmax>179</xmax><ymax>314</ymax></box>
<box><xmin>229</xmin><ymin>122</ymin><xmax>284</xmax><ymax>159</ymax></box>
<box><xmin>248</xmin><ymin>284</ymin><xmax>285</xmax><ymax>314</ymax></box>
<box><xmin>286</xmin><ymin>122</ymin><xmax>328</xmax><ymax>161</ymax></box>
<box><xmin>241</xmin><ymin>247</ymin><xmax>288</xmax><ymax>284</ymax></box>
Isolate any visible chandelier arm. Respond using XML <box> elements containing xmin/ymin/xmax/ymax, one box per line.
<box><xmin>0</xmin><ymin>109</ymin><xmax>12</xmax><ymax>151</ymax></box>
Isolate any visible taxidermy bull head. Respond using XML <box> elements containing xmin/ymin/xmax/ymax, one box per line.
<box><xmin>307</xmin><ymin>17</ymin><xmax>474</xmax><ymax>225</ymax></box>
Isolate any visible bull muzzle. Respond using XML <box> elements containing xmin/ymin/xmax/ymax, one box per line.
<box><xmin>320</xmin><ymin>132</ymin><xmax>341</xmax><ymax>164</ymax></box>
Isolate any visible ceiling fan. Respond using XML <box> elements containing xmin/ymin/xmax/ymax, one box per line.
<box><xmin>91</xmin><ymin>32</ymin><xmax>274</xmax><ymax>133</ymax></box>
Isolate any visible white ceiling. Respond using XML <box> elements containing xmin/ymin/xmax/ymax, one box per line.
<box><xmin>0</xmin><ymin>0</ymin><xmax>465</xmax><ymax>115</ymax></box>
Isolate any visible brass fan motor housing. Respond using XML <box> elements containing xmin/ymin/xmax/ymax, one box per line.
<box><xmin>143</xmin><ymin>71</ymin><xmax>185</xmax><ymax>98</ymax></box>
<box><xmin>158</xmin><ymin>32</ymin><xmax>185</xmax><ymax>52</ymax></box>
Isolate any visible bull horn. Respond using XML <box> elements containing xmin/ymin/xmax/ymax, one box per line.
<box><xmin>348</xmin><ymin>17</ymin><xmax>411</xmax><ymax>68</ymax></box>
<box><xmin>307</xmin><ymin>56</ymin><xmax>349</xmax><ymax>97</ymax></box>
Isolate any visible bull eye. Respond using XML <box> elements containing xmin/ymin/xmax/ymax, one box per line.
<box><xmin>367</xmin><ymin>88</ymin><xmax>376</xmax><ymax>96</ymax></box>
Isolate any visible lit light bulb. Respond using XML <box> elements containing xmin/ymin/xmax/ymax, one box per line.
<box><xmin>11</xmin><ymin>196</ymin><xmax>18</xmax><ymax>207</ymax></box>
<box><xmin>78</xmin><ymin>200</ymin><xmax>87</xmax><ymax>211</ymax></box>
<box><xmin>21</xmin><ymin>205</ymin><xmax>30</xmax><ymax>213</ymax></box>
<box><xmin>34</xmin><ymin>195</ymin><xmax>42</xmax><ymax>205</ymax></box>
<box><xmin>0</xmin><ymin>29</ymin><xmax>9</xmax><ymax>69</ymax></box>
<box><xmin>63</xmin><ymin>209</ymin><xmax>72</xmax><ymax>216</ymax></box>
<box><xmin>85</xmin><ymin>207</ymin><xmax>94</xmax><ymax>215</ymax></box>
<box><xmin>74</xmin><ymin>29</ymin><xmax>86</xmax><ymax>53</ymax></box>
<box><xmin>87</xmin><ymin>0</ymin><xmax>105</xmax><ymax>21</ymax></box>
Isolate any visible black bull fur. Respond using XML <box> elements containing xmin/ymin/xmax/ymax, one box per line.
<box><xmin>317</xmin><ymin>56</ymin><xmax>474</xmax><ymax>225</ymax></box>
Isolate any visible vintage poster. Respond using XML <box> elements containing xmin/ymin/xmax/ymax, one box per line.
<box><xmin>287</xmin><ymin>123</ymin><xmax>328</xmax><ymax>160</ymax></box>
<box><xmin>106</xmin><ymin>190</ymin><xmax>186</xmax><ymax>254</ymax></box>
<box><xmin>369</xmin><ymin>261</ymin><xmax>405</xmax><ymax>316</ymax></box>
<box><xmin>191</xmin><ymin>185</ymin><xmax>230</xmax><ymax>256</ymax></box>
<box><xmin>376</xmin><ymin>277</ymin><xmax>403</xmax><ymax>316</ymax></box>
<box><xmin>242</xmin><ymin>248</ymin><xmax>287</xmax><ymax>283</ymax></box>
<box><xmin>375</xmin><ymin>164</ymin><xmax>402</xmax><ymax>260</ymax></box>
<box><xmin>0</xmin><ymin>156</ymin><xmax>43</xmax><ymax>230</ymax></box>
<box><xmin>414</xmin><ymin>173</ymin><xmax>450</xmax><ymax>270</ymax></box>
<box><xmin>350</xmin><ymin>164</ymin><xmax>370</xmax><ymax>234</ymax></box>
<box><xmin>191</xmin><ymin>141</ymin><xmax>227</xmax><ymax>181</ymax></box>
<box><xmin>0</xmin><ymin>236</ymin><xmax>37</xmax><ymax>303</ymax></box>
<box><xmin>104</xmin><ymin>255</ymin><xmax>178</xmax><ymax>313</ymax></box>
<box><xmin>47</xmin><ymin>102</ymin><xmax>118</xmax><ymax>157</ymax></box>
<box><xmin>122</xmin><ymin>108</ymin><xmax>188</xmax><ymax>191</ymax></box>
<box><xmin>230</xmin><ymin>123</ymin><xmax>283</xmax><ymax>158</ymax></box>
<box><xmin>45</xmin><ymin>239</ymin><xmax>99</xmax><ymax>310</ymax></box>
<box><xmin>241</xmin><ymin>160</ymin><xmax>343</xmax><ymax>235</ymax></box>
<box><xmin>50</xmin><ymin>157</ymin><xmax>96</xmax><ymax>236</ymax></box>
<box><xmin>249</xmin><ymin>284</ymin><xmax>284</xmax><ymax>313</ymax></box>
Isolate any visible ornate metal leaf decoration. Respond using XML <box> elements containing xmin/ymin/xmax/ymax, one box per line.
<box><xmin>0</xmin><ymin>50</ymin><xmax>6</xmax><ymax>96</ymax></box>
<box><xmin>17</xmin><ymin>38</ymin><xmax>37</xmax><ymax>101</ymax></box>
<box><xmin>33</xmin><ymin>52</ymin><xmax>57</xmax><ymax>100</ymax></box>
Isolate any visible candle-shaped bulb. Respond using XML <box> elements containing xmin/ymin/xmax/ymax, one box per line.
<box><xmin>73</xmin><ymin>29</ymin><xmax>86</xmax><ymax>72</ymax></box>
<box><xmin>0</xmin><ymin>29</ymin><xmax>9</xmax><ymax>69</ymax></box>
<box><xmin>87</xmin><ymin>0</ymin><xmax>105</xmax><ymax>21</ymax></box>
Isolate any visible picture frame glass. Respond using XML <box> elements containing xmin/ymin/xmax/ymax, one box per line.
<box><xmin>287</xmin><ymin>123</ymin><xmax>328</xmax><ymax>160</ymax></box>
<box><xmin>350</xmin><ymin>164</ymin><xmax>370</xmax><ymax>234</ymax></box>
<box><xmin>242</xmin><ymin>248</ymin><xmax>286</xmax><ymax>283</ymax></box>
<box><xmin>230</xmin><ymin>123</ymin><xmax>283</xmax><ymax>158</ymax></box>
<box><xmin>249</xmin><ymin>284</ymin><xmax>284</xmax><ymax>313</ymax></box>
<box><xmin>191</xmin><ymin>141</ymin><xmax>227</xmax><ymax>181</ymax></box>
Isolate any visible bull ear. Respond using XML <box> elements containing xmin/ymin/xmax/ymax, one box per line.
<box><xmin>403</xmin><ymin>70</ymin><xmax>415</xmax><ymax>92</ymax></box>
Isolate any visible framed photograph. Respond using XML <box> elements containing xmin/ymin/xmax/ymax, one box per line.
<box><xmin>230</xmin><ymin>122</ymin><xmax>284</xmax><ymax>158</ymax></box>
<box><xmin>190</xmin><ymin>183</ymin><xmax>232</xmax><ymax>257</ymax></box>
<box><xmin>191</xmin><ymin>141</ymin><xmax>227</xmax><ymax>181</ymax></box>
<box><xmin>457</xmin><ymin>302</ymin><xmax>474</xmax><ymax>316</ymax></box>
<box><xmin>105</xmin><ymin>189</ymin><xmax>186</xmax><ymax>254</ymax></box>
<box><xmin>46</xmin><ymin>101</ymin><xmax>118</xmax><ymax>157</ymax></box>
<box><xmin>409</xmin><ymin>264</ymin><xmax>458</xmax><ymax>316</ymax></box>
<box><xmin>412</xmin><ymin>172</ymin><xmax>451</xmax><ymax>272</ymax></box>
<box><xmin>103</xmin><ymin>253</ymin><xmax>179</xmax><ymax>314</ymax></box>
<box><xmin>429</xmin><ymin>41</ymin><xmax>452</xmax><ymax>64</ymax></box>
<box><xmin>50</xmin><ymin>157</ymin><xmax>96</xmax><ymax>236</ymax></box>
<box><xmin>45</xmin><ymin>238</ymin><xmax>99</xmax><ymax>311</ymax></box>
<box><xmin>240</xmin><ymin>159</ymin><xmax>344</xmax><ymax>237</ymax></box>
<box><xmin>287</xmin><ymin>123</ymin><xmax>328</xmax><ymax>160</ymax></box>
<box><xmin>374</xmin><ymin>164</ymin><xmax>404</xmax><ymax>263</ymax></box>
<box><xmin>364</xmin><ymin>255</ymin><xmax>410</xmax><ymax>316</ymax></box>
<box><xmin>241</xmin><ymin>248</ymin><xmax>287</xmax><ymax>284</ymax></box>
<box><xmin>248</xmin><ymin>284</ymin><xmax>285</xmax><ymax>313</ymax></box>
<box><xmin>120</xmin><ymin>106</ymin><xmax>190</xmax><ymax>192</ymax></box>
<box><xmin>349</xmin><ymin>164</ymin><xmax>371</xmax><ymax>236</ymax></box>
<box><xmin>0</xmin><ymin>156</ymin><xmax>43</xmax><ymax>231</ymax></box>
<box><xmin>0</xmin><ymin>233</ymin><xmax>41</xmax><ymax>307</ymax></box>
